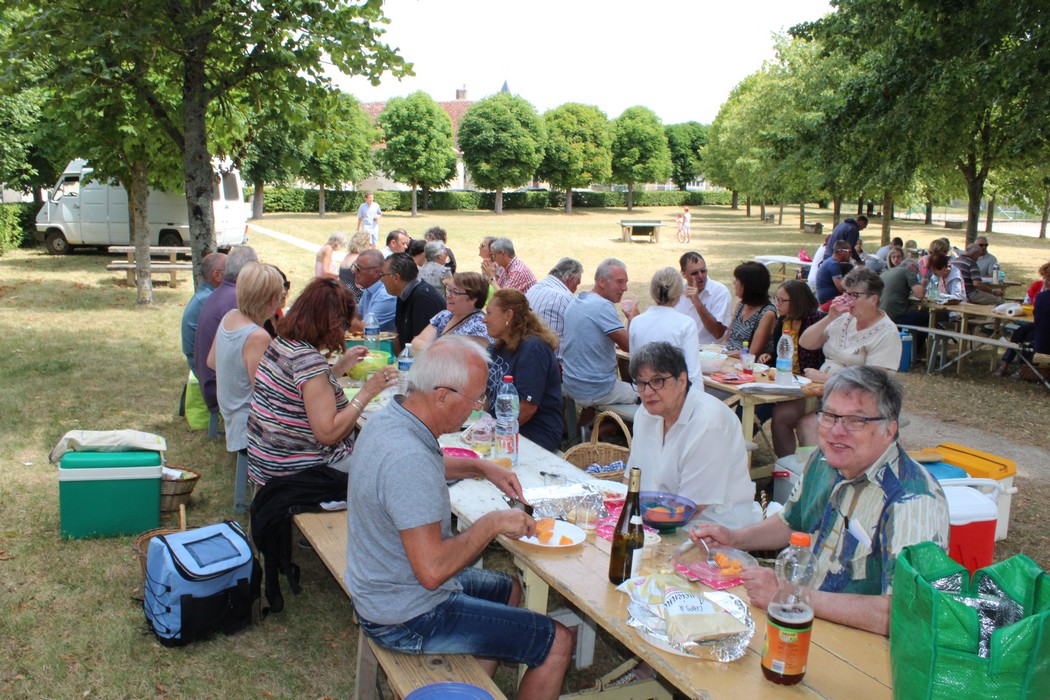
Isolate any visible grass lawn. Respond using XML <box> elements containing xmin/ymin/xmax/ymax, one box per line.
<box><xmin>1</xmin><ymin>204</ymin><xmax>1048</xmax><ymax>698</ymax></box>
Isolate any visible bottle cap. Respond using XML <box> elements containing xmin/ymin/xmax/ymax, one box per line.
<box><xmin>503</xmin><ymin>375</ymin><xmax>514</xmax><ymax>382</ymax></box>
<box><xmin>790</xmin><ymin>531</ymin><xmax>812</xmax><ymax>547</ymax></box>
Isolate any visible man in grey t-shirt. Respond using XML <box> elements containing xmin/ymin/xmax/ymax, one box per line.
<box><xmin>344</xmin><ymin>337</ymin><xmax>572</xmax><ymax>696</ymax></box>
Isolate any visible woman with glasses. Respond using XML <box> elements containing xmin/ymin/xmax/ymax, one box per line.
<box><xmin>725</xmin><ymin>261</ymin><xmax>777</xmax><ymax>358</ymax></box>
<box><xmin>411</xmin><ymin>272</ymin><xmax>491</xmax><ymax>353</ymax></box>
<box><xmin>628</xmin><ymin>267</ymin><xmax>701</xmax><ymax>383</ymax></box>
<box><xmin>626</xmin><ymin>342</ymin><xmax>758</xmax><ymax>528</ymax></box>
<box><xmin>483</xmin><ymin>289</ymin><xmax>563</xmax><ymax>452</ymax></box>
<box><xmin>756</xmin><ymin>280</ymin><xmax>826</xmax><ymax>457</ymax></box>
<box><xmin>246</xmin><ymin>278</ymin><xmax>398</xmax><ymax>486</ymax></box>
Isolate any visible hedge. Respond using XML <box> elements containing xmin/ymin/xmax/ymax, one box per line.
<box><xmin>0</xmin><ymin>203</ymin><xmax>39</xmax><ymax>255</ymax></box>
<box><xmin>261</xmin><ymin>186</ymin><xmax>733</xmax><ymax>214</ymax></box>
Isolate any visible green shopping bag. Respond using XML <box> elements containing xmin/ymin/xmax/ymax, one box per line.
<box><xmin>184</xmin><ymin>371</ymin><xmax>210</xmax><ymax>431</ymax></box>
<box><xmin>891</xmin><ymin>542</ymin><xmax>1050</xmax><ymax>699</ymax></box>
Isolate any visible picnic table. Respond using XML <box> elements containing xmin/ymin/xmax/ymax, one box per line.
<box><xmin>106</xmin><ymin>245</ymin><xmax>192</xmax><ymax>287</ymax></box>
<box><xmin>443</xmin><ymin>433</ymin><xmax>892</xmax><ymax>699</ymax></box>
<box><xmin>620</xmin><ymin>219</ymin><xmax>664</xmax><ymax>243</ymax></box>
<box><xmin>754</xmin><ymin>254</ymin><xmax>809</xmax><ymax>282</ymax></box>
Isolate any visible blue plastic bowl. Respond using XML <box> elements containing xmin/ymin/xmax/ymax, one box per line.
<box><xmin>639</xmin><ymin>491</ymin><xmax>697</xmax><ymax>532</ymax></box>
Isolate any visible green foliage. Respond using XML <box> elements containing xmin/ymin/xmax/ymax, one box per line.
<box><xmin>375</xmin><ymin>92</ymin><xmax>458</xmax><ymax>197</ymax></box>
<box><xmin>538</xmin><ymin>103</ymin><xmax>612</xmax><ymax>193</ymax></box>
<box><xmin>664</xmin><ymin>122</ymin><xmax>709</xmax><ymax>190</ymax></box>
<box><xmin>610</xmin><ymin>107</ymin><xmax>672</xmax><ymax>207</ymax></box>
<box><xmin>301</xmin><ymin>92</ymin><xmax>377</xmax><ymax>194</ymax></box>
<box><xmin>0</xmin><ymin>203</ymin><xmax>37</xmax><ymax>254</ymax></box>
<box><xmin>459</xmin><ymin>93</ymin><xmax>547</xmax><ymax>197</ymax></box>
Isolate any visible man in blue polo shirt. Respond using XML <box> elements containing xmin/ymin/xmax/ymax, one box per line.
<box><xmin>350</xmin><ymin>248</ymin><xmax>396</xmax><ymax>333</ymax></box>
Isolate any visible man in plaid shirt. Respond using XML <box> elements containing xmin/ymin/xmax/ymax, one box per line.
<box><xmin>488</xmin><ymin>237</ymin><xmax>537</xmax><ymax>293</ymax></box>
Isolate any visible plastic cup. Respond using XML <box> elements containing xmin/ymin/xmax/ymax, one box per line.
<box><xmin>576</xmin><ymin>505</ymin><xmax>598</xmax><ymax>538</ymax></box>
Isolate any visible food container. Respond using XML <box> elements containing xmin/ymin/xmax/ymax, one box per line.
<box><xmin>698</xmin><ymin>351</ymin><xmax>728</xmax><ymax>375</ymax></box>
<box><xmin>59</xmin><ymin>451</ymin><xmax>161</xmax><ymax>538</ymax></box>
<box><xmin>943</xmin><ymin>481</ymin><xmax>998</xmax><ymax>573</ymax></box>
<box><xmin>345</xmin><ymin>331</ymin><xmax>396</xmax><ymax>358</ymax></box>
<box><xmin>347</xmin><ymin>350</ymin><xmax>392</xmax><ymax>380</ymax></box>
<box><xmin>639</xmin><ymin>491</ymin><xmax>697</xmax><ymax>532</ymax></box>
<box><xmin>936</xmin><ymin>442</ymin><xmax>1016</xmax><ymax>540</ymax></box>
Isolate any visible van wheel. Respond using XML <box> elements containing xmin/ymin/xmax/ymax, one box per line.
<box><xmin>159</xmin><ymin>231</ymin><xmax>182</xmax><ymax>247</ymax></box>
<box><xmin>45</xmin><ymin>231</ymin><xmax>71</xmax><ymax>255</ymax></box>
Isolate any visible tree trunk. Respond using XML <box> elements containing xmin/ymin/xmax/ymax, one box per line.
<box><xmin>422</xmin><ymin>185</ymin><xmax>431</xmax><ymax>210</ymax></box>
<box><xmin>565</xmin><ymin>187</ymin><xmax>573</xmax><ymax>214</ymax></box>
<box><xmin>857</xmin><ymin>197</ymin><xmax>863</xmax><ymax>216</ymax></box>
<box><xmin>880</xmin><ymin>192</ymin><xmax>893</xmax><ymax>246</ymax></box>
<box><xmin>745</xmin><ymin>196</ymin><xmax>751</xmax><ymax>217</ymax></box>
<box><xmin>411</xmin><ymin>186</ymin><xmax>418</xmax><ymax>217</ymax></box>
<box><xmin>181</xmin><ymin>46</ymin><xmax>216</xmax><ymax>288</ymax></box>
<box><xmin>1040</xmin><ymin>189</ymin><xmax>1049</xmax><ymax>240</ymax></box>
<box><xmin>495</xmin><ymin>187</ymin><xmax>504</xmax><ymax>214</ymax></box>
<box><xmin>129</xmin><ymin>161</ymin><xmax>153</xmax><ymax>305</ymax></box>
<box><xmin>985</xmin><ymin>195</ymin><xmax>995</xmax><ymax>233</ymax></box>
<box><xmin>626</xmin><ymin>183</ymin><xmax>634</xmax><ymax>212</ymax></box>
<box><xmin>833</xmin><ymin>197</ymin><xmax>842</xmax><ymax>226</ymax></box>
<box><xmin>760</xmin><ymin>200</ymin><xmax>766</xmax><ymax>219</ymax></box>
<box><xmin>799</xmin><ymin>202</ymin><xmax>805</xmax><ymax>230</ymax></box>
<box><xmin>318</xmin><ymin>184</ymin><xmax>327</xmax><ymax>217</ymax></box>
<box><xmin>778</xmin><ymin>203</ymin><xmax>784</xmax><ymax>225</ymax></box>
<box><xmin>925</xmin><ymin>199</ymin><xmax>933</xmax><ymax>225</ymax></box>
<box><xmin>731</xmin><ymin>191</ymin><xmax>739</xmax><ymax>210</ymax></box>
<box><xmin>866</xmin><ymin>200</ymin><xmax>874</xmax><ymax>217</ymax></box>
<box><xmin>252</xmin><ymin>181</ymin><xmax>265</xmax><ymax>219</ymax></box>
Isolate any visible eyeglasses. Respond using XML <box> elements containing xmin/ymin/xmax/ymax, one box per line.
<box><xmin>815</xmin><ymin>410</ymin><xmax>885</xmax><ymax>432</ymax></box>
<box><xmin>351</xmin><ymin>263</ymin><xmax>381</xmax><ymax>273</ymax></box>
<box><xmin>686</xmin><ymin>268</ymin><xmax>708</xmax><ymax>277</ymax></box>
<box><xmin>445</xmin><ymin>288</ymin><xmax>468</xmax><ymax>298</ymax></box>
<box><xmin>977</xmin><ymin>243</ymin><xmax>988</xmax><ymax>247</ymax></box>
<box><xmin>632</xmin><ymin>375</ymin><xmax>674</xmax><ymax>393</ymax></box>
<box><xmin>437</xmin><ymin>386</ymin><xmax>485</xmax><ymax>409</ymax></box>
<box><xmin>774</xmin><ymin>295</ymin><xmax>791</xmax><ymax>304</ymax></box>
<box><xmin>843</xmin><ymin>291</ymin><xmax>871</xmax><ymax>300</ymax></box>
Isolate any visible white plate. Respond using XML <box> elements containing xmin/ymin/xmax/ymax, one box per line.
<box><xmin>795</xmin><ymin>376</ymin><xmax>812</xmax><ymax>385</ymax></box>
<box><xmin>519</xmin><ymin>520</ymin><xmax>586</xmax><ymax>548</ymax></box>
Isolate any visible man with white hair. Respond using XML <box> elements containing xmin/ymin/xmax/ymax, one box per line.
<box><xmin>526</xmin><ymin>257</ymin><xmax>583</xmax><ymax>355</ymax></box>
<box><xmin>692</xmin><ymin>366</ymin><xmax>948</xmax><ymax>635</ymax></box>
<box><xmin>345</xmin><ymin>337</ymin><xmax>572</xmax><ymax>698</ymax></box>
<box><xmin>181</xmin><ymin>252</ymin><xmax>227</xmax><ymax>371</ymax></box>
<box><xmin>418</xmin><ymin>240</ymin><xmax>452</xmax><ymax>293</ymax></box>
<box><xmin>488</xmin><ymin>237</ymin><xmax>537</xmax><ymax>293</ymax></box>
<box><xmin>950</xmin><ymin>242</ymin><xmax>1003</xmax><ymax>304</ymax></box>
<box><xmin>561</xmin><ymin>258</ymin><xmax>640</xmax><ymax>407</ymax></box>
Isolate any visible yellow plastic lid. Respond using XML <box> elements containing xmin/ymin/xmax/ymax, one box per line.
<box><xmin>936</xmin><ymin>442</ymin><xmax>1016</xmax><ymax>479</ymax></box>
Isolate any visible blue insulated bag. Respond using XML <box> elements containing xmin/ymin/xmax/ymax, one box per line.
<box><xmin>144</xmin><ymin>521</ymin><xmax>260</xmax><ymax>646</ymax></box>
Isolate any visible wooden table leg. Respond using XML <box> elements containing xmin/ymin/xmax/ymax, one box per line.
<box><xmin>355</xmin><ymin>630</ymin><xmax>379</xmax><ymax>700</ymax></box>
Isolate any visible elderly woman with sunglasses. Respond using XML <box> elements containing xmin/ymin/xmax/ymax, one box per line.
<box><xmin>411</xmin><ymin>272</ymin><xmax>491</xmax><ymax>353</ymax></box>
<box><xmin>626</xmin><ymin>342</ymin><xmax>759</xmax><ymax>528</ymax></box>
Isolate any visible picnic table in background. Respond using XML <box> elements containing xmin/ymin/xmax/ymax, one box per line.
<box><xmin>106</xmin><ymin>245</ymin><xmax>192</xmax><ymax>287</ymax></box>
<box><xmin>620</xmin><ymin>219</ymin><xmax>664</xmax><ymax>243</ymax></box>
<box><xmin>754</xmin><ymin>254</ymin><xmax>809</xmax><ymax>282</ymax></box>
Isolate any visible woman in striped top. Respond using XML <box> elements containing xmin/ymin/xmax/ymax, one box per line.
<box><xmin>246</xmin><ymin>278</ymin><xmax>397</xmax><ymax>486</ymax></box>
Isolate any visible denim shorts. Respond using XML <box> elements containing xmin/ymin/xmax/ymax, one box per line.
<box><xmin>356</xmin><ymin>567</ymin><xmax>556</xmax><ymax>668</ymax></box>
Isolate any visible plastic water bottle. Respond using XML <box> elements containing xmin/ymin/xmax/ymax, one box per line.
<box><xmin>396</xmin><ymin>343</ymin><xmax>413</xmax><ymax>396</ymax></box>
<box><xmin>363</xmin><ymin>312</ymin><xmax>380</xmax><ymax>352</ymax></box>
<box><xmin>990</xmin><ymin>262</ymin><xmax>1001</xmax><ymax>285</ymax></box>
<box><xmin>741</xmin><ymin>341</ymin><xmax>755</xmax><ymax>371</ymax></box>
<box><xmin>494</xmin><ymin>375</ymin><xmax>520</xmax><ymax>467</ymax></box>
<box><xmin>775</xmin><ymin>334</ymin><xmax>794</xmax><ymax>385</ymax></box>
<box><xmin>926</xmin><ymin>277</ymin><xmax>939</xmax><ymax>302</ymax></box>
<box><xmin>761</xmin><ymin>532</ymin><xmax>816</xmax><ymax>686</ymax></box>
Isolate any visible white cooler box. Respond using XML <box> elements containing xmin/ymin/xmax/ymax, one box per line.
<box><xmin>772</xmin><ymin>452</ymin><xmax>811</xmax><ymax>505</ymax></box>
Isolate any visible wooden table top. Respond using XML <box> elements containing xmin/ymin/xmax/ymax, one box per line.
<box><xmin>445</xmin><ymin>434</ymin><xmax>891</xmax><ymax>699</ymax></box>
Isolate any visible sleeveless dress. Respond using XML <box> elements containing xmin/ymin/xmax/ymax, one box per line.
<box><xmin>726</xmin><ymin>302</ymin><xmax>776</xmax><ymax>356</ymax></box>
<box><xmin>215</xmin><ymin>314</ymin><xmax>263</xmax><ymax>452</ymax></box>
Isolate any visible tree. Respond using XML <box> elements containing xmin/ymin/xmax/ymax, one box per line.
<box><xmin>10</xmin><ymin>0</ymin><xmax>408</xmax><ymax>281</ymax></box>
<box><xmin>664</xmin><ymin>122</ymin><xmax>708</xmax><ymax>191</ymax></box>
<box><xmin>459</xmin><ymin>93</ymin><xmax>546</xmax><ymax>214</ymax></box>
<box><xmin>375</xmin><ymin>91</ymin><xmax>457</xmax><ymax>217</ymax></box>
<box><xmin>240</xmin><ymin>98</ymin><xmax>314</xmax><ymax>220</ymax></box>
<box><xmin>300</xmin><ymin>92</ymin><xmax>377</xmax><ymax>217</ymax></box>
<box><xmin>610</xmin><ymin>107</ymin><xmax>672</xmax><ymax>211</ymax></box>
<box><xmin>538</xmin><ymin>103</ymin><xmax>611</xmax><ymax>214</ymax></box>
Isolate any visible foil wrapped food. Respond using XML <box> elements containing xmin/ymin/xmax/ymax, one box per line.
<box><xmin>522</xmin><ymin>483</ymin><xmax>610</xmax><ymax>521</ymax></box>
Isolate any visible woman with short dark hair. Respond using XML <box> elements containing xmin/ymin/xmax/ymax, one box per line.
<box><xmin>246</xmin><ymin>278</ymin><xmax>397</xmax><ymax>485</ymax></box>
<box><xmin>725</xmin><ymin>261</ymin><xmax>776</xmax><ymax>357</ymax></box>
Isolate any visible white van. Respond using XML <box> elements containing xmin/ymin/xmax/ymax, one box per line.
<box><xmin>36</xmin><ymin>159</ymin><xmax>248</xmax><ymax>254</ymax></box>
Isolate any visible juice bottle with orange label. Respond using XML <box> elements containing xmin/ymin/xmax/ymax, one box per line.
<box><xmin>761</xmin><ymin>531</ymin><xmax>816</xmax><ymax>685</ymax></box>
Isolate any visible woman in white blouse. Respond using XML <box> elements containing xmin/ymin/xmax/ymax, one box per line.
<box><xmin>628</xmin><ymin>267</ymin><xmax>700</xmax><ymax>383</ymax></box>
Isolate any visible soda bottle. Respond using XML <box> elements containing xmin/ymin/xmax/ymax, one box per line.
<box><xmin>991</xmin><ymin>262</ymin><xmax>1001</xmax><ymax>284</ymax></box>
<box><xmin>494</xmin><ymin>376</ymin><xmax>519</xmax><ymax>466</ymax></box>
<box><xmin>762</xmin><ymin>531</ymin><xmax>816</xmax><ymax>685</ymax></box>
<box><xmin>775</xmin><ymin>334</ymin><xmax>794</xmax><ymax>385</ymax></box>
<box><xmin>396</xmin><ymin>343</ymin><xmax>414</xmax><ymax>396</ymax></box>
<box><xmin>608</xmin><ymin>467</ymin><xmax>645</xmax><ymax>585</ymax></box>
<box><xmin>363</xmin><ymin>312</ymin><xmax>380</xmax><ymax>352</ymax></box>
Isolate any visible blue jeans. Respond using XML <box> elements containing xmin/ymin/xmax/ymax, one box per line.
<box><xmin>356</xmin><ymin>568</ymin><xmax>556</xmax><ymax>668</ymax></box>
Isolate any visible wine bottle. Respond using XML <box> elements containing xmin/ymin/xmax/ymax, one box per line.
<box><xmin>609</xmin><ymin>467</ymin><xmax>645</xmax><ymax>585</ymax></box>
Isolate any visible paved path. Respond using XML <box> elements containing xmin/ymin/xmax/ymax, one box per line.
<box><xmin>248</xmin><ymin>222</ymin><xmax>322</xmax><ymax>252</ymax></box>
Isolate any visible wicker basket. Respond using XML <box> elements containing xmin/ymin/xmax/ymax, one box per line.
<box><xmin>562</xmin><ymin>411</ymin><xmax>632</xmax><ymax>481</ymax></box>
<box><xmin>132</xmin><ymin>504</ymin><xmax>187</xmax><ymax>579</ymax></box>
<box><xmin>160</xmin><ymin>467</ymin><xmax>200</xmax><ymax>512</ymax></box>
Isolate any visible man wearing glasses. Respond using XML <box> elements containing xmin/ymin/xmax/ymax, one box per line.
<box><xmin>674</xmin><ymin>251</ymin><xmax>732</xmax><ymax>346</ymax></box>
<box><xmin>345</xmin><ymin>337</ymin><xmax>573</xmax><ymax>698</ymax></box>
<box><xmin>973</xmin><ymin>236</ymin><xmax>999</xmax><ymax>279</ymax></box>
<box><xmin>691</xmin><ymin>366</ymin><xmax>948</xmax><ymax>635</ymax></box>
<box><xmin>349</xmin><ymin>249</ymin><xmax>396</xmax><ymax>333</ymax></box>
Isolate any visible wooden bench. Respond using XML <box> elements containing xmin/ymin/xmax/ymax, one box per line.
<box><xmin>763</xmin><ymin>213</ymin><xmax>776</xmax><ymax>224</ymax></box>
<box><xmin>619</xmin><ymin>219</ymin><xmax>663</xmax><ymax>243</ymax></box>
<box><xmin>292</xmin><ymin>511</ymin><xmax>507</xmax><ymax>700</ymax></box>
<box><xmin>944</xmin><ymin>220</ymin><xmax>965</xmax><ymax>229</ymax></box>
<box><xmin>107</xmin><ymin>245</ymin><xmax>193</xmax><ymax>287</ymax></box>
<box><xmin>106</xmin><ymin>261</ymin><xmax>193</xmax><ymax>287</ymax></box>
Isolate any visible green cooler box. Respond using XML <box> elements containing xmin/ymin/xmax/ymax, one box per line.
<box><xmin>59</xmin><ymin>451</ymin><xmax>162</xmax><ymax>538</ymax></box>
